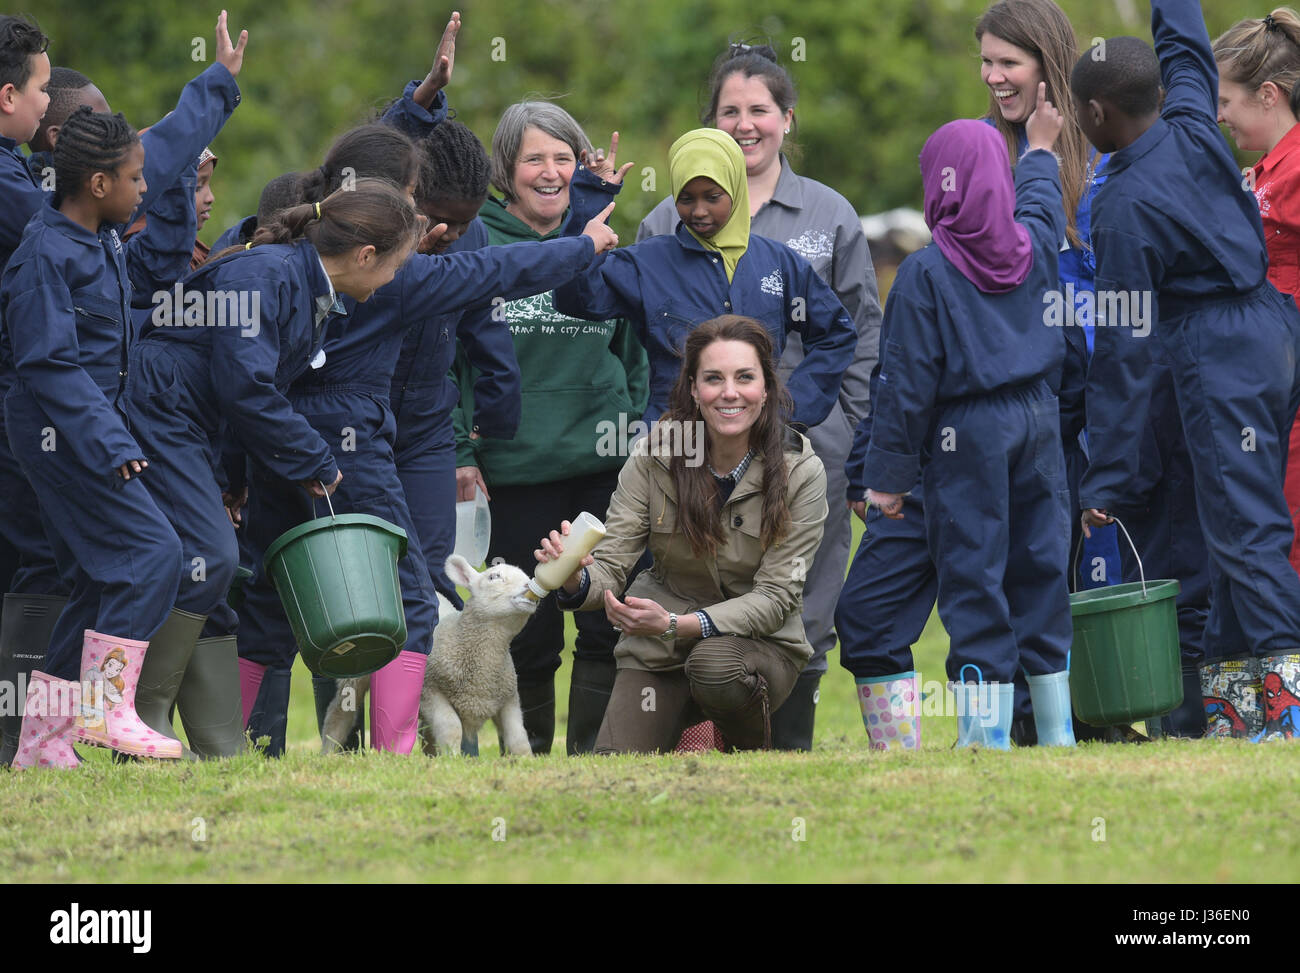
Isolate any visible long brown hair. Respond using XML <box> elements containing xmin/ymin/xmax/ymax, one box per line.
<box><xmin>660</xmin><ymin>316</ymin><xmax>795</xmax><ymax>557</ymax></box>
<box><xmin>1214</xmin><ymin>8</ymin><xmax>1300</xmax><ymax>117</ymax></box>
<box><xmin>976</xmin><ymin>0</ymin><xmax>1093</xmax><ymax>248</ymax></box>
<box><xmin>210</xmin><ymin>178</ymin><xmax>420</xmax><ymax>263</ymax></box>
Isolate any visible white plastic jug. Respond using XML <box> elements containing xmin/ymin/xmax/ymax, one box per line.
<box><xmin>453</xmin><ymin>485</ymin><xmax>491</xmax><ymax>567</ymax></box>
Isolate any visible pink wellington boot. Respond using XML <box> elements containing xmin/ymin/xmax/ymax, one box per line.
<box><xmin>370</xmin><ymin>650</ymin><xmax>428</xmax><ymax>754</ymax></box>
<box><xmin>12</xmin><ymin>670</ymin><xmax>80</xmax><ymax>770</ymax></box>
<box><xmin>75</xmin><ymin>630</ymin><xmax>182</xmax><ymax>759</ymax></box>
<box><xmin>237</xmin><ymin>658</ymin><xmax>267</xmax><ymax>729</ymax></box>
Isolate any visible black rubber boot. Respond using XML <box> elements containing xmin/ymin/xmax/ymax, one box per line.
<box><xmin>770</xmin><ymin>669</ymin><xmax>820</xmax><ymax>751</ymax></box>
<box><xmin>706</xmin><ymin>674</ymin><xmax>772</xmax><ymax>752</ymax></box>
<box><xmin>313</xmin><ymin>675</ymin><xmax>363</xmax><ymax>751</ymax></box>
<box><xmin>134</xmin><ymin>607</ymin><xmax>206</xmax><ymax>751</ymax></box>
<box><xmin>516</xmin><ymin>678</ymin><xmax>555</xmax><ymax>755</ymax></box>
<box><xmin>566</xmin><ymin>656</ymin><xmax>616</xmax><ymax>755</ymax></box>
<box><xmin>247</xmin><ymin>666</ymin><xmax>292</xmax><ymax>757</ymax></box>
<box><xmin>0</xmin><ymin>593</ymin><xmax>66</xmax><ymax>767</ymax></box>
<box><xmin>176</xmin><ymin>636</ymin><xmax>246</xmax><ymax>758</ymax></box>
<box><xmin>1161</xmin><ymin>665</ymin><xmax>1208</xmax><ymax>738</ymax></box>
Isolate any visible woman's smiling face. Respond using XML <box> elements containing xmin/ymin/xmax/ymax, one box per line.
<box><xmin>508</xmin><ymin>126</ymin><xmax>575</xmax><ymax>234</ymax></box>
<box><xmin>980</xmin><ymin>32</ymin><xmax>1045</xmax><ymax>126</ymax></box>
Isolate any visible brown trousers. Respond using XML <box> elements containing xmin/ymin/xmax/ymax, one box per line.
<box><xmin>594</xmin><ymin>636</ymin><xmax>802</xmax><ymax>754</ymax></box>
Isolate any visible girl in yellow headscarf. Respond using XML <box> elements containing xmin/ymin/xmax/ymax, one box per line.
<box><xmin>554</xmin><ymin>128</ymin><xmax>854</xmax><ymax>432</ymax></box>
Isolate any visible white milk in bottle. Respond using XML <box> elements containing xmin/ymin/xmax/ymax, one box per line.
<box><xmin>528</xmin><ymin>511</ymin><xmax>607</xmax><ymax>599</ymax></box>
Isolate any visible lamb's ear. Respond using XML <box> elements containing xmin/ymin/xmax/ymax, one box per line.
<box><xmin>444</xmin><ymin>554</ymin><xmax>478</xmax><ymax>589</ymax></box>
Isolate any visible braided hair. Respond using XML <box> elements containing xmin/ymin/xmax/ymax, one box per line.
<box><xmin>51</xmin><ymin>106</ymin><xmax>139</xmax><ymax>207</ymax></box>
<box><xmin>295</xmin><ymin>123</ymin><xmax>420</xmax><ymax>204</ymax></box>
<box><xmin>417</xmin><ymin>120</ymin><xmax>490</xmax><ymax>205</ymax></box>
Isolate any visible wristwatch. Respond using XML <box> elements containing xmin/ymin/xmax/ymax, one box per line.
<box><xmin>658</xmin><ymin>612</ymin><xmax>677</xmax><ymax>642</ymax></box>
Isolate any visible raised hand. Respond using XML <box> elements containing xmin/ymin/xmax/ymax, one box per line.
<box><xmin>1025</xmin><ymin>81</ymin><xmax>1064</xmax><ymax>153</ymax></box>
<box><xmin>414</xmin><ymin>11</ymin><xmax>461</xmax><ymax>106</ymax></box>
<box><xmin>582</xmin><ymin>201</ymin><xmax>619</xmax><ymax>253</ymax></box>
<box><xmin>580</xmin><ymin>132</ymin><xmax>635</xmax><ymax>185</ymax></box>
<box><xmin>215</xmin><ymin>10</ymin><xmax>249</xmax><ymax>78</ymax></box>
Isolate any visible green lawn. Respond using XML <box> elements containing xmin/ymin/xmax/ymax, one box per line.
<box><xmin>3</xmin><ymin>519</ymin><xmax>1297</xmax><ymax>883</ymax></box>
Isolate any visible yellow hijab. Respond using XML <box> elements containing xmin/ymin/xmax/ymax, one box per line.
<box><xmin>668</xmin><ymin>128</ymin><xmax>751</xmax><ymax>282</ymax></box>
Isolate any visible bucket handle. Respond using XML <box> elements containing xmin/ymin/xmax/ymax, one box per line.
<box><xmin>1070</xmin><ymin>515</ymin><xmax>1147</xmax><ymax>598</ymax></box>
<box><xmin>314</xmin><ymin>481</ymin><xmax>337</xmax><ymax>521</ymax></box>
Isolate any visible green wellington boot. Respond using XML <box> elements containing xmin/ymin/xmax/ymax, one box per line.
<box><xmin>133</xmin><ymin>608</ymin><xmax>206</xmax><ymax>753</ymax></box>
<box><xmin>176</xmin><ymin>636</ymin><xmax>247</xmax><ymax>758</ymax></box>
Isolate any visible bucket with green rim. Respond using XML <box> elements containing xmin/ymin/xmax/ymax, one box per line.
<box><xmin>263</xmin><ymin>485</ymin><xmax>408</xmax><ymax>678</ymax></box>
<box><xmin>1069</xmin><ymin>517</ymin><xmax>1182</xmax><ymax>726</ymax></box>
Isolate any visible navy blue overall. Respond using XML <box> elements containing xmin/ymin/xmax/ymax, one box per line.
<box><xmin>125</xmin><ymin>243</ymin><xmax>341</xmax><ymax>633</ymax></box>
<box><xmin>851</xmin><ymin>150</ymin><xmax>1073</xmax><ymax>685</ymax></box>
<box><xmin>0</xmin><ymin>63</ymin><xmax>240</xmax><ymax>598</ymax></box>
<box><xmin>390</xmin><ymin>219</ymin><xmax>521</xmax><ymax>604</ymax></box>
<box><xmin>0</xmin><ymin>205</ymin><xmax>191</xmax><ymax>678</ymax></box>
<box><xmin>1083</xmin><ymin>0</ymin><xmax>1300</xmax><ymax>663</ymax></box>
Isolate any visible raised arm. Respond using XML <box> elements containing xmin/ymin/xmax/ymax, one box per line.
<box><xmin>125</xmin><ymin>161</ymin><xmax>197</xmax><ymax>304</ymax></box>
<box><xmin>1151</xmin><ymin>0</ymin><xmax>1219</xmax><ymax>125</ymax></box>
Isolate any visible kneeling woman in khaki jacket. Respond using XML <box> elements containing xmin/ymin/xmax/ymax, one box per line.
<box><xmin>538</xmin><ymin>315</ymin><xmax>828</xmax><ymax>751</ymax></box>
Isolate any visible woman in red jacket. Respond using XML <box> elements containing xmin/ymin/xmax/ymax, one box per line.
<box><xmin>1215</xmin><ymin>8</ymin><xmax>1300</xmax><ymax>578</ymax></box>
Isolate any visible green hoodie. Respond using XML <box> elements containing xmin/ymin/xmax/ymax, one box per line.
<box><xmin>451</xmin><ymin>197</ymin><xmax>649</xmax><ymax>486</ymax></box>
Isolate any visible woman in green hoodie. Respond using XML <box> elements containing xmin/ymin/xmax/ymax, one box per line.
<box><xmin>451</xmin><ymin>100</ymin><xmax>648</xmax><ymax>755</ymax></box>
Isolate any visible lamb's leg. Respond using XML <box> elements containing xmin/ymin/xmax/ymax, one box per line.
<box><xmin>320</xmin><ymin>677</ymin><xmax>364</xmax><ymax>755</ymax></box>
<box><xmin>427</xmin><ymin>688</ymin><xmax>466</xmax><ymax>756</ymax></box>
<box><xmin>495</xmin><ymin>694</ymin><xmax>533</xmax><ymax>756</ymax></box>
<box><xmin>418</xmin><ymin>685</ymin><xmax>441</xmax><ymax>757</ymax></box>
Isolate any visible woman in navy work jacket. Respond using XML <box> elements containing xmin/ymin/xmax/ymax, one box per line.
<box><xmin>122</xmin><ymin>179</ymin><xmax>423</xmax><ymax>758</ymax></box>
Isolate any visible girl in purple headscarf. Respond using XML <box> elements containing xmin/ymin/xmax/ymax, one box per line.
<box><xmin>855</xmin><ymin>85</ymin><xmax>1077</xmax><ymax>749</ymax></box>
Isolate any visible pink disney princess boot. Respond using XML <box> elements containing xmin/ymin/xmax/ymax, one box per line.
<box><xmin>11</xmin><ymin>670</ymin><xmax>80</xmax><ymax>770</ymax></box>
<box><xmin>75</xmin><ymin>630</ymin><xmax>183</xmax><ymax>759</ymax></box>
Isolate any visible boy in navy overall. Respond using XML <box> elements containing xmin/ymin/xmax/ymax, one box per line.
<box><xmin>860</xmin><ymin>93</ymin><xmax>1075</xmax><ymax>750</ymax></box>
<box><xmin>1072</xmin><ymin>0</ymin><xmax>1300</xmax><ymax>740</ymax></box>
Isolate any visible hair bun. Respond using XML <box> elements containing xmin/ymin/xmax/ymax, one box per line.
<box><xmin>727</xmin><ymin>41</ymin><xmax>779</xmax><ymax>64</ymax></box>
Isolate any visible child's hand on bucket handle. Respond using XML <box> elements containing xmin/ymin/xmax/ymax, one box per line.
<box><xmin>302</xmin><ymin>470</ymin><xmax>343</xmax><ymax>498</ymax></box>
<box><xmin>1081</xmin><ymin>507</ymin><xmax>1113</xmax><ymax>538</ymax></box>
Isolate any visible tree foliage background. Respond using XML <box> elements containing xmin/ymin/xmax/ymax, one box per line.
<box><xmin>34</xmin><ymin>0</ymin><xmax>1274</xmax><ymax>243</ymax></box>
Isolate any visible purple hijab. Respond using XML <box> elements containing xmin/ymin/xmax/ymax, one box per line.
<box><xmin>920</xmin><ymin>119</ymin><xmax>1033</xmax><ymax>294</ymax></box>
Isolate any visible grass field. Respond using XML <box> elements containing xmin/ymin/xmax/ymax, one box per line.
<box><xmin>2</xmin><ymin>520</ymin><xmax>1298</xmax><ymax>883</ymax></box>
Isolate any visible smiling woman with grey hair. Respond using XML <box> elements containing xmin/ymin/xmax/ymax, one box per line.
<box><xmin>450</xmin><ymin>99</ymin><xmax>648</xmax><ymax>756</ymax></box>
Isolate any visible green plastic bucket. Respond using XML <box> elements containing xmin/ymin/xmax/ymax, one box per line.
<box><xmin>227</xmin><ymin>565</ymin><xmax>254</xmax><ymax>611</ymax></box>
<box><xmin>263</xmin><ymin>501</ymin><xmax>408</xmax><ymax>679</ymax></box>
<box><xmin>1068</xmin><ymin>519</ymin><xmax>1182</xmax><ymax>726</ymax></box>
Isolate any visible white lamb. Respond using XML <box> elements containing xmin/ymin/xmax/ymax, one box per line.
<box><xmin>320</xmin><ymin>554</ymin><xmax>538</xmax><ymax>756</ymax></box>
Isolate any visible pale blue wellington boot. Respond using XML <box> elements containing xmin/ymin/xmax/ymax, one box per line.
<box><xmin>952</xmin><ymin>665</ymin><xmax>1013</xmax><ymax>749</ymax></box>
<box><xmin>1026</xmin><ymin>670</ymin><xmax>1076</xmax><ymax>747</ymax></box>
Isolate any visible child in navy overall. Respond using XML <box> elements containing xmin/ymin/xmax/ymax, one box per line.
<box><xmin>1072</xmin><ymin>0</ymin><xmax>1300</xmax><ymax>741</ymax></box>
<box><xmin>124</xmin><ymin>180</ymin><xmax>422</xmax><ymax>758</ymax></box>
<box><xmin>1</xmin><ymin>109</ymin><xmax>189</xmax><ymax>767</ymax></box>
<box><xmin>859</xmin><ymin>101</ymin><xmax>1076</xmax><ymax>750</ymax></box>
